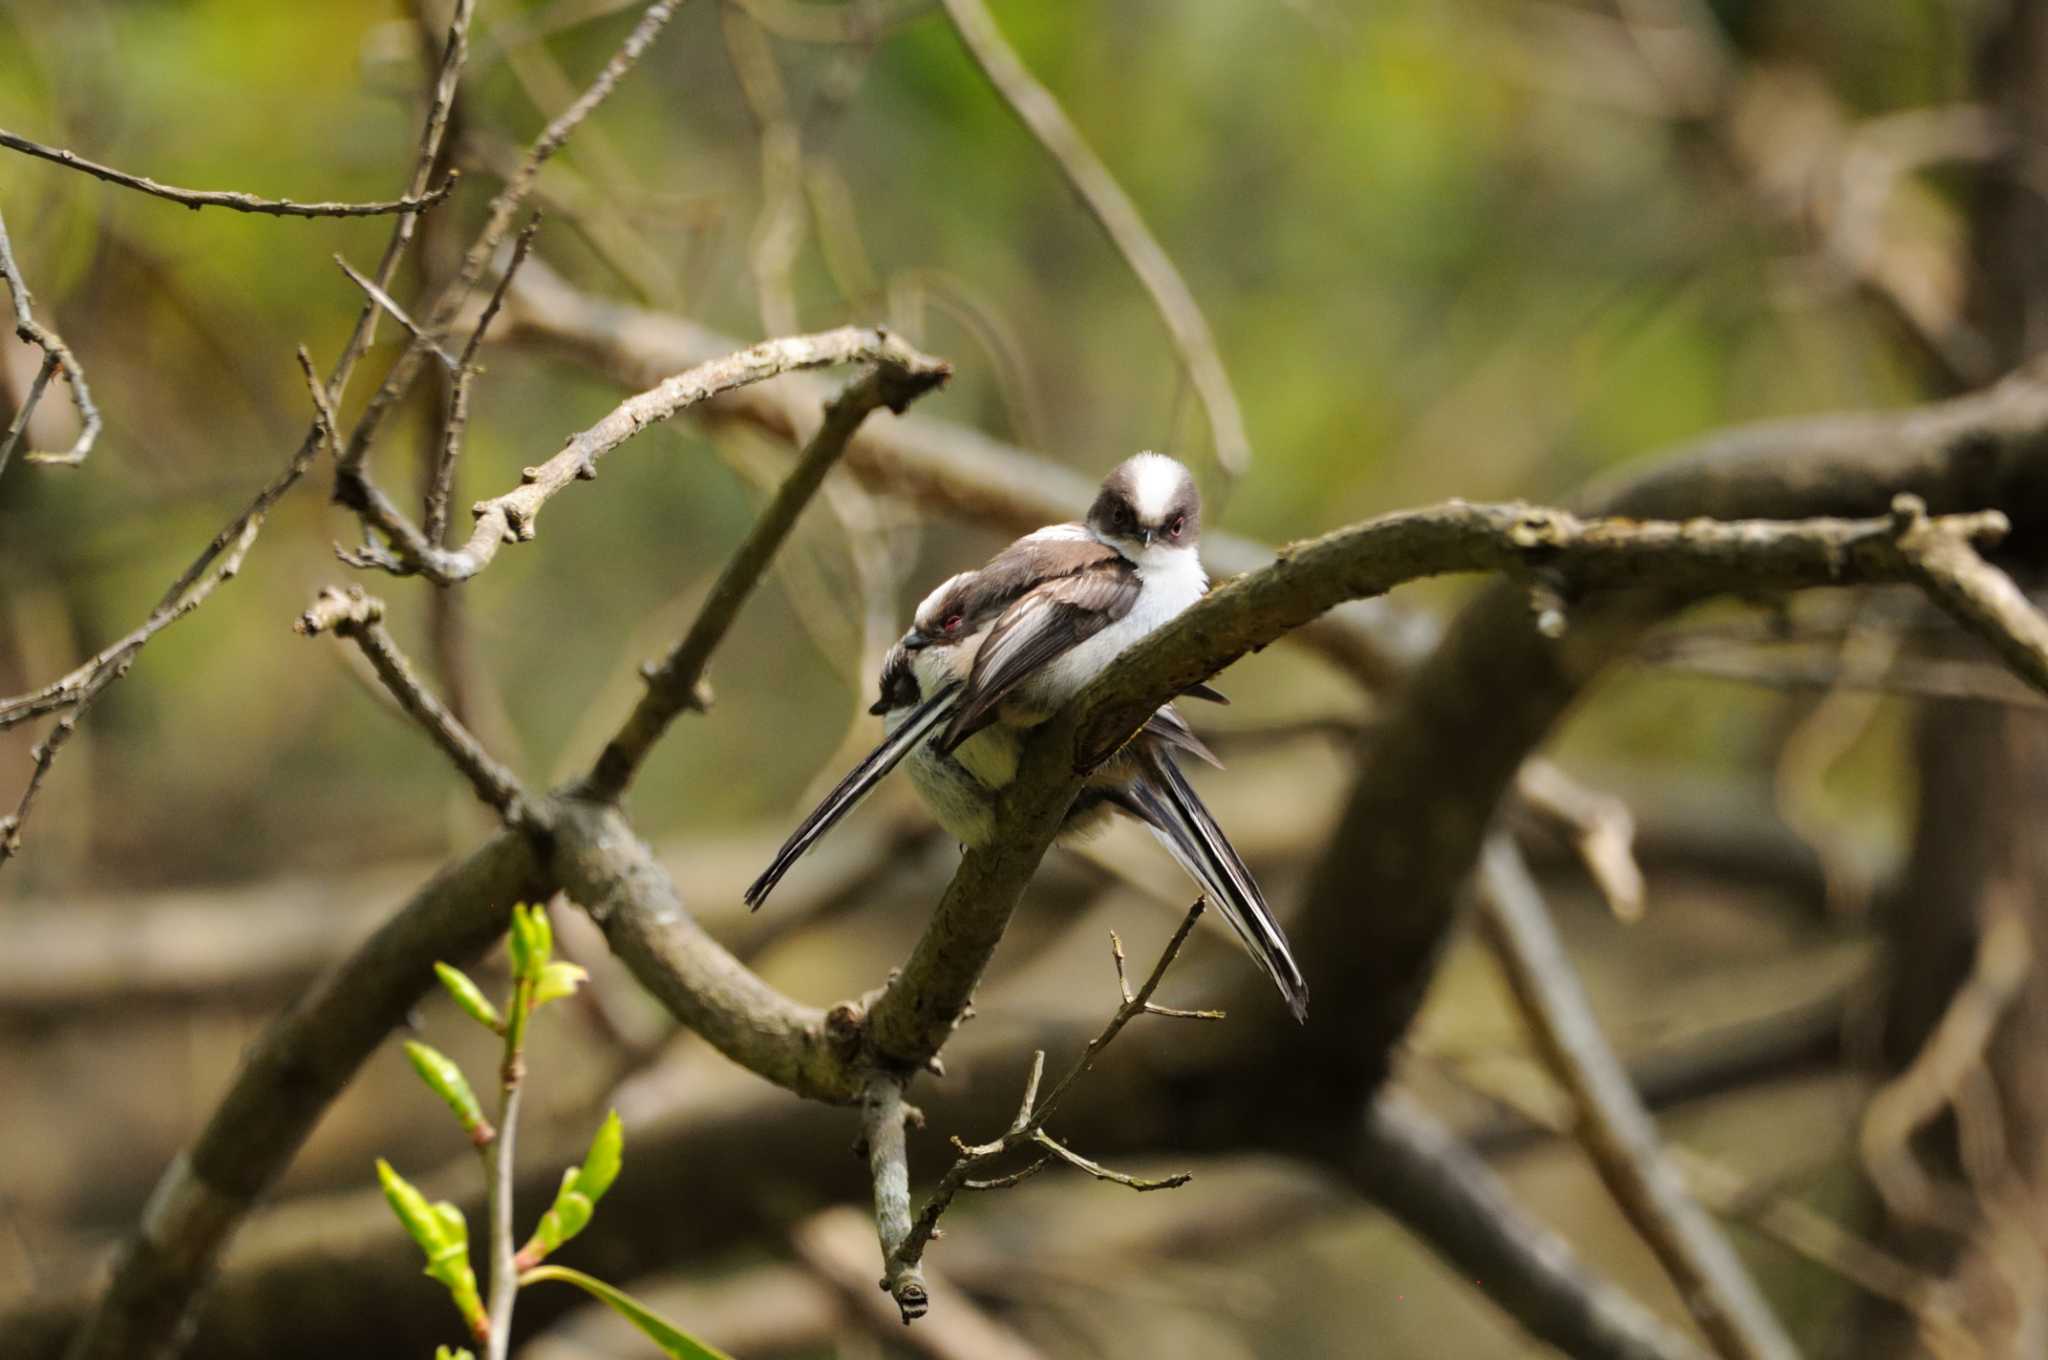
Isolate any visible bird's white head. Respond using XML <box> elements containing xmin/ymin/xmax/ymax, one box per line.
<box><xmin>1086</xmin><ymin>452</ymin><xmax>1201</xmax><ymax>562</ymax></box>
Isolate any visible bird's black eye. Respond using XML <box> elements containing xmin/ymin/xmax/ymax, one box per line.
<box><xmin>1168</xmin><ymin>514</ymin><xmax>1186</xmax><ymax>539</ymax></box>
<box><xmin>1118</xmin><ymin>505</ymin><xmax>1136</xmax><ymax>529</ymax></box>
<box><xmin>943</xmin><ymin>613</ymin><xmax>964</xmax><ymax>634</ymax></box>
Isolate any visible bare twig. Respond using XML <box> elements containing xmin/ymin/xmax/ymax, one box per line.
<box><xmin>325</xmin><ymin>0</ymin><xmax>475</xmax><ymax>398</ymax></box>
<box><xmin>722</xmin><ymin>1</ymin><xmax>808</xmax><ymax>337</ymax></box>
<box><xmin>427</xmin><ymin>216</ymin><xmax>542</xmax><ymax>545</ymax></box>
<box><xmin>863</xmin><ymin>1077</ymin><xmax>927</xmax><ymax>1319</ymax></box>
<box><xmin>791</xmin><ymin>1208</ymin><xmax>1050</xmax><ymax>1360</ymax></box>
<box><xmin>336</xmin><ymin>0</ymin><xmax>682</xmax><ymax>478</ymax></box>
<box><xmin>938</xmin><ymin>0</ymin><xmax>1249</xmax><ymax>484</ymax></box>
<box><xmin>0</xmin><ymin>208</ymin><xmax>99</xmax><ymax>470</ymax></box>
<box><xmin>295</xmin><ymin>587</ymin><xmax>532</xmax><ymax>824</ymax></box>
<box><xmin>340</xmin><ymin>328</ymin><xmax>944</xmax><ymax>586</ymax></box>
<box><xmin>0</xmin><ymin>127</ymin><xmax>457</xmax><ymax>218</ymax></box>
<box><xmin>880</xmin><ymin>901</ymin><xmax>1216</xmax><ymax>1323</ymax></box>
<box><xmin>334</xmin><ymin>254</ymin><xmax>459</xmax><ymax>371</ymax></box>
<box><xmin>1671</xmin><ymin>1150</ymin><xmax>1973</xmax><ymax>1354</ymax></box>
<box><xmin>1639</xmin><ymin>636</ymin><xmax>2048</xmax><ymax>709</ymax></box>
<box><xmin>1517</xmin><ymin>757</ymin><xmax>1647</xmax><ymax>921</ymax></box>
<box><xmin>582</xmin><ymin>338</ymin><xmax>950</xmax><ymax>799</ymax></box>
<box><xmin>0</xmin><ymin>347</ymin><xmax>326</xmax><ymax>869</ymax></box>
<box><xmin>1475</xmin><ymin>836</ymin><xmax>1797</xmax><ymax>1360</ymax></box>
<box><xmin>0</xmin><ymin>353</ymin><xmax>59</xmax><ymax>483</ymax></box>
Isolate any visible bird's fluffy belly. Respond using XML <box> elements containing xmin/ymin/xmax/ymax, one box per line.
<box><xmin>905</xmin><ymin>725</ymin><xmax>1017</xmax><ymax>846</ymax></box>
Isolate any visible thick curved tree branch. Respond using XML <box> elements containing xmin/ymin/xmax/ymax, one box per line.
<box><xmin>862</xmin><ymin>495</ymin><xmax>2043</xmax><ymax>1076</ymax></box>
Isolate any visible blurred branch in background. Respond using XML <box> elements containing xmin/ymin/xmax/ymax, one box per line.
<box><xmin>938</xmin><ymin>0</ymin><xmax>1251</xmax><ymax>487</ymax></box>
<box><xmin>0</xmin><ymin>208</ymin><xmax>96</xmax><ymax>474</ymax></box>
<box><xmin>0</xmin><ymin>381</ymin><xmax>325</xmax><ymax>871</ymax></box>
<box><xmin>1476</xmin><ymin>835</ymin><xmax>1797</xmax><ymax>1360</ymax></box>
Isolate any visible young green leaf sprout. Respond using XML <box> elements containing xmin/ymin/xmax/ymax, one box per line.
<box><xmin>375</xmin><ymin>904</ymin><xmax>730</xmax><ymax>1359</ymax></box>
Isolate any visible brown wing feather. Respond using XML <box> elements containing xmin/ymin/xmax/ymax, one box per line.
<box><xmin>935</xmin><ymin>561</ymin><xmax>1139</xmax><ymax>753</ymax></box>
<box><xmin>947</xmin><ymin>530</ymin><xmax>1120</xmax><ymax>631</ymax></box>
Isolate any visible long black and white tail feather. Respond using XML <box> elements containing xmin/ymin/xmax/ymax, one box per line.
<box><xmin>1123</xmin><ymin>751</ymin><xmax>1309</xmax><ymax>1022</ymax></box>
<box><xmin>744</xmin><ymin>681</ymin><xmax>962</xmax><ymax>910</ymax></box>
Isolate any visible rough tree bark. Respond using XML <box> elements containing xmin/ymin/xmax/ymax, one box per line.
<box><xmin>1860</xmin><ymin>2</ymin><xmax>2048</xmax><ymax>1354</ymax></box>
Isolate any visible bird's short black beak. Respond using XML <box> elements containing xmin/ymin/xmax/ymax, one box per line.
<box><xmin>903</xmin><ymin>629</ymin><xmax>933</xmax><ymax>651</ymax></box>
<box><xmin>1136</xmin><ymin>528</ymin><xmax>1153</xmax><ymax>548</ymax></box>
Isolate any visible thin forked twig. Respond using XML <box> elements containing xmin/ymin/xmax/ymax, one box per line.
<box><xmin>0</xmin><ymin>345</ymin><xmax>329</xmax><ymax>870</ymax></box>
<box><xmin>874</xmin><ymin>899</ymin><xmax>1220</xmax><ymax>1324</ymax></box>
<box><xmin>0</xmin><ymin>127</ymin><xmax>457</xmax><ymax>218</ymax></box>
<box><xmin>1475</xmin><ymin>836</ymin><xmax>1798</xmax><ymax>1360</ymax></box>
<box><xmin>937</xmin><ymin>0</ymin><xmax>1251</xmax><ymax>484</ymax></box>
<box><xmin>337</xmin><ymin>0</ymin><xmax>684</xmax><ymax>479</ymax></box>
<box><xmin>0</xmin><ymin>207</ymin><xmax>100</xmax><ymax>471</ymax></box>
<box><xmin>334</xmin><ymin>255</ymin><xmax>459</xmax><ymax>372</ymax></box>
<box><xmin>583</xmin><ymin>338</ymin><xmax>950</xmax><ymax>801</ymax></box>
<box><xmin>427</xmin><ymin>216</ymin><xmax>543</xmax><ymax>545</ymax></box>
<box><xmin>340</xmin><ymin>327</ymin><xmax>946</xmax><ymax>589</ymax></box>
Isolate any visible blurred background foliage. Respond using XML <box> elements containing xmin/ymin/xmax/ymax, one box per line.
<box><xmin>0</xmin><ymin>0</ymin><xmax>1964</xmax><ymax>887</ymax></box>
<box><xmin>0</xmin><ymin>0</ymin><xmax>2009</xmax><ymax>1357</ymax></box>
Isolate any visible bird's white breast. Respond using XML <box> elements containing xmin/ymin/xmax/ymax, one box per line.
<box><xmin>1026</xmin><ymin>544</ymin><xmax>1207</xmax><ymax>711</ymax></box>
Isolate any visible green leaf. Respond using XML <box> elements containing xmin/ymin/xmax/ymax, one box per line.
<box><xmin>519</xmin><ymin>1265</ymin><xmax>734</xmax><ymax>1360</ymax></box>
<box><xmin>509</xmin><ymin>903</ymin><xmax>553</xmax><ymax>981</ymax></box>
<box><xmin>532</xmin><ymin>959</ymin><xmax>589</xmax><ymax>1009</ymax></box>
<box><xmin>375</xmin><ymin>1158</ymin><xmax>449</xmax><ymax>1257</ymax></box>
<box><xmin>422</xmin><ymin>1201</ymin><xmax>485</xmax><ymax>1336</ymax></box>
<box><xmin>404</xmin><ymin>1041</ymin><xmax>492</xmax><ymax>1144</ymax></box>
<box><xmin>377</xmin><ymin>1161</ymin><xmax>486</xmax><ymax>1337</ymax></box>
<box><xmin>517</xmin><ymin>1111</ymin><xmax>624</xmax><ymax>1266</ymax></box>
<box><xmin>434</xmin><ymin>1349</ymin><xmax>476</xmax><ymax>1360</ymax></box>
<box><xmin>577</xmin><ymin>1109</ymin><xmax>625</xmax><ymax>1202</ymax></box>
<box><xmin>434</xmin><ymin>962</ymin><xmax>503</xmax><ymax>1032</ymax></box>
